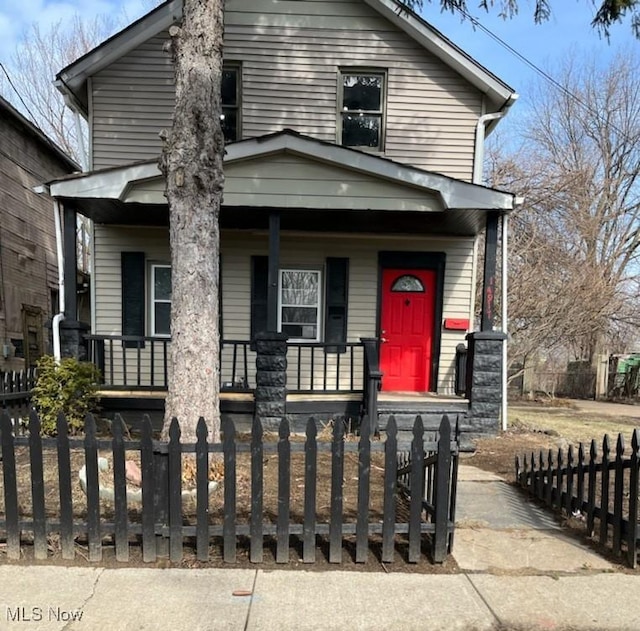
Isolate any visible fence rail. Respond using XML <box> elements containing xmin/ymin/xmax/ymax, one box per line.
<box><xmin>0</xmin><ymin>410</ymin><xmax>458</xmax><ymax>565</ymax></box>
<box><xmin>516</xmin><ymin>430</ymin><xmax>639</xmax><ymax>568</ymax></box>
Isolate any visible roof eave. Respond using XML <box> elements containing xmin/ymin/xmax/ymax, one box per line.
<box><xmin>364</xmin><ymin>0</ymin><xmax>516</xmax><ymax>111</ymax></box>
<box><xmin>55</xmin><ymin>0</ymin><xmax>182</xmax><ymax>116</ymax></box>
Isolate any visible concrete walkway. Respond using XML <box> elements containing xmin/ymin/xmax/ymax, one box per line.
<box><xmin>0</xmin><ymin>465</ymin><xmax>637</xmax><ymax>631</ymax></box>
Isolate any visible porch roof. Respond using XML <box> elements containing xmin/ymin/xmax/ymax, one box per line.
<box><xmin>48</xmin><ymin>130</ymin><xmax>516</xmax><ymax>236</ymax></box>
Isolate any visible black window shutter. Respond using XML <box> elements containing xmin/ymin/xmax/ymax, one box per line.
<box><xmin>121</xmin><ymin>252</ymin><xmax>146</xmax><ymax>348</ymax></box>
<box><xmin>324</xmin><ymin>257</ymin><xmax>348</xmax><ymax>354</ymax></box>
<box><xmin>250</xmin><ymin>256</ymin><xmax>268</xmax><ymax>348</ymax></box>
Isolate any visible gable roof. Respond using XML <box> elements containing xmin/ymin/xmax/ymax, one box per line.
<box><xmin>47</xmin><ymin>130</ymin><xmax>515</xmax><ymax>236</ymax></box>
<box><xmin>55</xmin><ymin>0</ymin><xmax>516</xmax><ymax>117</ymax></box>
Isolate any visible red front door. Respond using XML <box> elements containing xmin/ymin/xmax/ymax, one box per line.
<box><xmin>379</xmin><ymin>268</ymin><xmax>436</xmax><ymax>392</ymax></box>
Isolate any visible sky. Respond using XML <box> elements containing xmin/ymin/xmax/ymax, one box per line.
<box><xmin>0</xmin><ymin>0</ymin><xmax>636</xmax><ymax>116</ymax></box>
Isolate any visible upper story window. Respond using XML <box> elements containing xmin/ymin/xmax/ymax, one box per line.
<box><xmin>339</xmin><ymin>70</ymin><xmax>386</xmax><ymax>150</ymax></box>
<box><xmin>221</xmin><ymin>65</ymin><xmax>240</xmax><ymax>143</ymax></box>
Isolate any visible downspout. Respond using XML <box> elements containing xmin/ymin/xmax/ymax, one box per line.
<box><xmin>52</xmin><ymin>200</ymin><xmax>65</xmax><ymax>362</ymax></box>
<box><xmin>501</xmin><ymin>211</ymin><xmax>508</xmax><ymax>431</ymax></box>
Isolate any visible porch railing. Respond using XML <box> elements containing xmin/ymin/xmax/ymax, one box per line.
<box><xmin>85</xmin><ymin>334</ymin><xmax>366</xmax><ymax>395</ymax></box>
<box><xmin>361</xmin><ymin>338</ymin><xmax>382</xmax><ymax>433</ymax></box>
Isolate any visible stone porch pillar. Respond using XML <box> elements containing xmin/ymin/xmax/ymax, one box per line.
<box><xmin>254</xmin><ymin>331</ymin><xmax>288</xmax><ymax>430</ymax></box>
<box><xmin>465</xmin><ymin>330</ymin><xmax>506</xmax><ymax>433</ymax></box>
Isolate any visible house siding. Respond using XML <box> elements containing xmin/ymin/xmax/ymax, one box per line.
<box><xmin>0</xmin><ymin>109</ymin><xmax>73</xmax><ymax>370</ymax></box>
<box><xmin>93</xmin><ymin>226</ymin><xmax>473</xmax><ymax>394</ymax></box>
<box><xmin>90</xmin><ymin>0</ymin><xmax>482</xmax><ymax>178</ymax></box>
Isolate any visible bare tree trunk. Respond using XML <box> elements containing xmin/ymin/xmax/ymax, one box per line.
<box><xmin>159</xmin><ymin>0</ymin><xmax>225</xmax><ymax>443</ymax></box>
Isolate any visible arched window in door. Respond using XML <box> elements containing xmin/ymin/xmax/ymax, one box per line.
<box><xmin>391</xmin><ymin>275</ymin><xmax>425</xmax><ymax>292</ymax></box>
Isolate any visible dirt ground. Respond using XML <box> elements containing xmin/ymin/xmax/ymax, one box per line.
<box><xmin>2</xmin><ymin>399</ymin><xmax>638</xmax><ymax>571</ymax></box>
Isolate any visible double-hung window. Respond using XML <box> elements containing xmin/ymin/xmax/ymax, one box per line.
<box><xmin>339</xmin><ymin>70</ymin><xmax>386</xmax><ymax>150</ymax></box>
<box><xmin>221</xmin><ymin>65</ymin><xmax>240</xmax><ymax>143</ymax></box>
<box><xmin>278</xmin><ymin>269</ymin><xmax>321</xmax><ymax>341</ymax></box>
<box><xmin>151</xmin><ymin>264</ymin><xmax>171</xmax><ymax>337</ymax></box>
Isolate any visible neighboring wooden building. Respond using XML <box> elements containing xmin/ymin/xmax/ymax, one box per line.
<box><xmin>0</xmin><ymin>96</ymin><xmax>78</xmax><ymax>371</ymax></box>
<box><xmin>48</xmin><ymin>0</ymin><xmax>519</xmax><ymax>435</ymax></box>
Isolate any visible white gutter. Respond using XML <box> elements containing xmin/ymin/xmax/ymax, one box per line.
<box><xmin>52</xmin><ymin>200</ymin><xmax>65</xmax><ymax>362</ymax></box>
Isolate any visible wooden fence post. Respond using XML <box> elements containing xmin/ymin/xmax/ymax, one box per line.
<box><xmin>140</xmin><ymin>415</ymin><xmax>156</xmax><ymax>563</ymax></box>
<box><xmin>612</xmin><ymin>434</ymin><xmax>624</xmax><ymax>556</ymax></box>
<box><xmin>276</xmin><ymin>418</ymin><xmax>291</xmax><ymax>563</ymax></box>
<box><xmin>433</xmin><ymin>415</ymin><xmax>452</xmax><ymax>563</ymax></box>
<box><xmin>168</xmin><ymin>418</ymin><xmax>182</xmax><ymax>563</ymax></box>
<box><xmin>587</xmin><ymin>440</ymin><xmax>597</xmax><ymax>536</ymax></box>
<box><xmin>28</xmin><ymin>411</ymin><xmax>46</xmax><ymax>560</ymax></box>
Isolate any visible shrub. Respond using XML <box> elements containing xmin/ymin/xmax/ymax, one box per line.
<box><xmin>31</xmin><ymin>356</ymin><xmax>101</xmax><ymax>435</ymax></box>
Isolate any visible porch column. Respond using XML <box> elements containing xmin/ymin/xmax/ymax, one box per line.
<box><xmin>480</xmin><ymin>211</ymin><xmax>500</xmax><ymax>331</ymax></box>
<box><xmin>59</xmin><ymin>204</ymin><xmax>89</xmax><ymax>359</ymax></box>
<box><xmin>254</xmin><ymin>331</ymin><xmax>288</xmax><ymax>430</ymax></box>
<box><xmin>63</xmin><ymin>205</ymin><xmax>77</xmax><ymax>321</ymax></box>
<box><xmin>465</xmin><ymin>330</ymin><xmax>505</xmax><ymax>433</ymax></box>
<box><xmin>267</xmin><ymin>211</ymin><xmax>280</xmax><ymax>332</ymax></box>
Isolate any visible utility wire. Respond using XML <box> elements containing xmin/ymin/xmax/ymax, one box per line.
<box><xmin>451</xmin><ymin>6</ymin><xmax>630</xmax><ymax>142</ymax></box>
<box><xmin>0</xmin><ymin>62</ymin><xmax>39</xmax><ymax>125</ymax></box>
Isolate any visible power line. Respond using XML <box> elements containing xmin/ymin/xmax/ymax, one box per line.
<box><xmin>0</xmin><ymin>62</ymin><xmax>39</xmax><ymax>127</ymax></box>
<box><xmin>451</xmin><ymin>6</ymin><xmax>630</xmax><ymax>141</ymax></box>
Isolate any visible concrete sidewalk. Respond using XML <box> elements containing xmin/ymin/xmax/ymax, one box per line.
<box><xmin>0</xmin><ymin>465</ymin><xmax>636</xmax><ymax>631</ymax></box>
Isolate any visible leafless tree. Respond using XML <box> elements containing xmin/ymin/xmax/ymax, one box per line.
<box><xmin>487</xmin><ymin>49</ymin><xmax>640</xmax><ymax>375</ymax></box>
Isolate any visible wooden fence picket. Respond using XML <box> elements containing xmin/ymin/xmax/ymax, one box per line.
<box><xmin>140</xmin><ymin>415</ymin><xmax>156</xmax><ymax>562</ymax></box>
<box><xmin>433</xmin><ymin>415</ymin><xmax>452</xmax><ymax>563</ymax></box>
<box><xmin>28</xmin><ymin>410</ymin><xmax>47</xmax><ymax>559</ymax></box>
<box><xmin>276</xmin><ymin>418</ymin><xmax>291</xmax><ymax>564</ymax></box>
<box><xmin>355</xmin><ymin>414</ymin><xmax>371</xmax><ymax>563</ymax></box>
<box><xmin>628</xmin><ymin>430</ymin><xmax>639</xmax><ymax>568</ymax></box>
<box><xmin>111</xmin><ymin>414</ymin><xmax>129</xmax><ymax>562</ymax></box>
<box><xmin>196</xmin><ymin>417</ymin><xmax>209</xmax><ymax>562</ymax></box>
<box><xmin>599</xmin><ymin>435</ymin><xmax>610</xmax><ymax>546</ymax></box>
<box><xmin>302</xmin><ymin>417</ymin><xmax>317</xmax><ymax>563</ymax></box>
<box><xmin>612</xmin><ymin>434</ymin><xmax>624</xmax><ymax>556</ymax></box>
<box><xmin>222</xmin><ymin>416</ymin><xmax>236</xmax><ymax>563</ymax></box>
<box><xmin>408</xmin><ymin>415</ymin><xmax>424</xmax><ymax>563</ymax></box>
<box><xmin>56</xmin><ymin>413</ymin><xmax>74</xmax><ymax>560</ymax></box>
<box><xmin>84</xmin><ymin>414</ymin><xmax>102</xmax><ymax>561</ymax></box>
<box><xmin>250</xmin><ymin>415</ymin><xmax>264</xmax><ymax>563</ymax></box>
<box><xmin>168</xmin><ymin>417</ymin><xmax>182</xmax><ymax>563</ymax></box>
<box><xmin>329</xmin><ymin>418</ymin><xmax>345</xmax><ymax>563</ymax></box>
<box><xmin>381</xmin><ymin>416</ymin><xmax>397</xmax><ymax>564</ymax></box>
<box><xmin>1</xmin><ymin>410</ymin><xmax>20</xmax><ymax>559</ymax></box>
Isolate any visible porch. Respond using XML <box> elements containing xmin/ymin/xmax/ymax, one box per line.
<box><xmin>86</xmin><ymin>334</ymin><xmax>470</xmax><ymax>435</ymax></box>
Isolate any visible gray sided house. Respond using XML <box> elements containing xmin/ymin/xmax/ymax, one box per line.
<box><xmin>0</xmin><ymin>96</ymin><xmax>79</xmax><ymax>372</ymax></box>
<box><xmin>47</xmin><ymin>0</ymin><xmax>518</xmax><ymax>436</ymax></box>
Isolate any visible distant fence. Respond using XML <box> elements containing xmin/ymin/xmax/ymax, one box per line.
<box><xmin>0</xmin><ymin>411</ymin><xmax>458</xmax><ymax>565</ymax></box>
<box><xmin>0</xmin><ymin>368</ymin><xmax>36</xmax><ymax>414</ymax></box>
<box><xmin>516</xmin><ymin>431</ymin><xmax>639</xmax><ymax>568</ymax></box>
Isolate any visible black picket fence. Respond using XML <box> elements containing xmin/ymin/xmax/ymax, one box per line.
<box><xmin>0</xmin><ymin>368</ymin><xmax>36</xmax><ymax>406</ymax></box>
<box><xmin>516</xmin><ymin>430</ymin><xmax>640</xmax><ymax>568</ymax></box>
<box><xmin>0</xmin><ymin>410</ymin><xmax>459</xmax><ymax>565</ymax></box>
